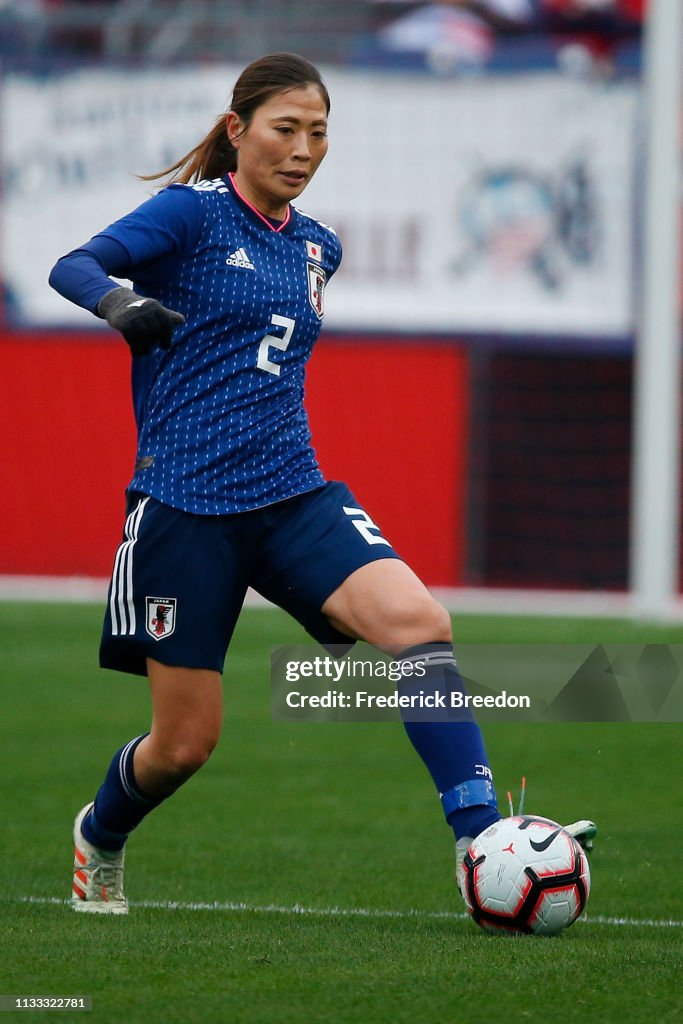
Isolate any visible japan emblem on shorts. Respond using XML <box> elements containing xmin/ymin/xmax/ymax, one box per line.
<box><xmin>145</xmin><ymin>596</ymin><xmax>177</xmax><ymax>641</ymax></box>
<box><xmin>307</xmin><ymin>261</ymin><xmax>326</xmax><ymax>319</ymax></box>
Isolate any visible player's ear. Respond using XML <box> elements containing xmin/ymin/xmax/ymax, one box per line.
<box><xmin>226</xmin><ymin>111</ymin><xmax>243</xmax><ymax>149</ymax></box>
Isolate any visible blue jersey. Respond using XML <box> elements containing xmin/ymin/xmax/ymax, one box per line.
<box><xmin>55</xmin><ymin>175</ymin><xmax>342</xmax><ymax>515</ymax></box>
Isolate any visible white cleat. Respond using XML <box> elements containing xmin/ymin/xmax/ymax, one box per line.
<box><xmin>71</xmin><ymin>803</ymin><xmax>128</xmax><ymax>915</ymax></box>
<box><xmin>563</xmin><ymin>819</ymin><xmax>598</xmax><ymax>853</ymax></box>
<box><xmin>455</xmin><ymin>835</ymin><xmax>473</xmax><ymax>900</ymax></box>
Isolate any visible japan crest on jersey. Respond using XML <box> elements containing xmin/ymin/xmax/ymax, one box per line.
<box><xmin>145</xmin><ymin>596</ymin><xmax>177</xmax><ymax>640</ymax></box>
<box><xmin>307</xmin><ymin>261</ymin><xmax>326</xmax><ymax>319</ymax></box>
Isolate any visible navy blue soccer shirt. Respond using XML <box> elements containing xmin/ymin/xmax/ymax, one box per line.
<box><xmin>52</xmin><ymin>174</ymin><xmax>342</xmax><ymax>514</ymax></box>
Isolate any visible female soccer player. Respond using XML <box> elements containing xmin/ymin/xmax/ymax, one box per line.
<box><xmin>50</xmin><ymin>53</ymin><xmax>593</xmax><ymax>914</ymax></box>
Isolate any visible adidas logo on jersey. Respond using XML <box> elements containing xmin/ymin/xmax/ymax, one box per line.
<box><xmin>226</xmin><ymin>247</ymin><xmax>255</xmax><ymax>270</ymax></box>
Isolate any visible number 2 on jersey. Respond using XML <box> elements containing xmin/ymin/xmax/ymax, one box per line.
<box><xmin>257</xmin><ymin>314</ymin><xmax>295</xmax><ymax>376</ymax></box>
<box><xmin>343</xmin><ymin>507</ymin><xmax>391</xmax><ymax>546</ymax></box>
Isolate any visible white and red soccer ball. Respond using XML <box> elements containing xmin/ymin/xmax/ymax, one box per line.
<box><xmin>462</xmin><ymin>815</ymin><xmax>590</xmax><ymax>936</ymax></box>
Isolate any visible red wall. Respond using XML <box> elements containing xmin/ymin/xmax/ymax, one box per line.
<box><xmin>1</xmin><ymin>333</ymin><xmax>137</xmax><ymax>576</ymax></box>
<box><xmin>0</xmin><ymin>332</ymin><xmax>469</xmax><ymax>585</ymax></box>
<box><xmin>306</xmin><ymin>339</ymin><xmax>469</xmax><ymax>585</ymax></box>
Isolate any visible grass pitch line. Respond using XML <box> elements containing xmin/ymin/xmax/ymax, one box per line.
<box><xmin>20</xmin><ymin>896</ymin><xmax>683</xmax><ymax>929</ymax></box>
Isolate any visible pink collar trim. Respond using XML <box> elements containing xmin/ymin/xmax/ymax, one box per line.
<box><xmin>228</xmin><ymin>173</ymin><xmax>291</xmax><ymax>233</ymax></box>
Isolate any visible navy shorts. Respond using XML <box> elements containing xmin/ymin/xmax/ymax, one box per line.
<box><xmin>100</xmin><ymin>481</ymin><xmax>401</xmax><ymax>677</ymax></box>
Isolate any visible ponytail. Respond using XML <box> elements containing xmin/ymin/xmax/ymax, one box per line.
<box><xmin>140</xmin><ymin>114</ymin><xmax>236</xmax><ymax>186</ymax></box>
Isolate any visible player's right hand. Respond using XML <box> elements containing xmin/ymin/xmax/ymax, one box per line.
<box><xmin>97</xmin><ymin>286</ymin><xmax>186</xmax><ymax>357</ymax></box>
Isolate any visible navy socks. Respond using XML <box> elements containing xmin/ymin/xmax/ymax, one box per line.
<box><xmin>81</xmin><ymin>734</ymin><xmax>164</xmax><ymax>851</ymax></box>
<box><xmin>80</xmin><ymin>643</ymin><xmax>499</xmax><ymax>852</ymax></box>
<box><xmin>398</xmin><ymin>643</ymin><xmax>501</xmax><ymax>840</ymax></box>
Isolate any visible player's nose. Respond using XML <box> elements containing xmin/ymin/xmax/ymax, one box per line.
<box><xmin>291</xmin><ymin>131</ymin><xmax>312</xmax><ymax>161</ymax></box>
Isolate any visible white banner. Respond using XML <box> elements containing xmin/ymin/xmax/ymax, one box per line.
<box><xmin>1</xmin><ymin>67</ymin><xmax>638</xmax><ymax>335</ymax></box>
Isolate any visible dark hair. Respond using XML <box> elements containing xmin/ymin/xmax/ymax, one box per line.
<box><xmin>142</xmin><ymin>53</ymin><xmax>330</xmax><ymax>186</ymax></box>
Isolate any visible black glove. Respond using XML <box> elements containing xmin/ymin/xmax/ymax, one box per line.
<box><xmin>97</xmin><ymin>287</ymin><xmax>186</xmax><ymax>357</ymax></box>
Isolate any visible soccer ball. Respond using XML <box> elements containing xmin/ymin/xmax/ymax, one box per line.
<box><xmin>462</xmin><ymin>815</ymin><xmax>590</xmax><ymax>936</ymax></box>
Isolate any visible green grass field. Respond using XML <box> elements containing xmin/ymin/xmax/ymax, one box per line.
<box><xmin>1</xmin><ymin>603</ymin><xmax>681</xmax><ymax>1024</ymax></box>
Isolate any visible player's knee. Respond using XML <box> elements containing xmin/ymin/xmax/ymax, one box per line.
<box><xmin>379</xmin><ymin>595</ymin><xmax>452</xmax><ymax>648</ymax></box>
<box><xmin>426</xmin><ymin>600</ymin><xmax>453</xmax><ymax>643</ymax></box>
<box><xmin>161</xmin><ymin>737</ymin><xmax>217</xmax><ymax>781</ymax></box>
<box><xmin>409</xmin><ymin>598</ymin><xmax>452</xmax><ymax>644</ymax></box>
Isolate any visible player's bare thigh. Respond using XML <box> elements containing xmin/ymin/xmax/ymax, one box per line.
<box><xmin>321</xmin><ymin>559</ymin><xmax>452</xmax><ymax>655</ymax></box>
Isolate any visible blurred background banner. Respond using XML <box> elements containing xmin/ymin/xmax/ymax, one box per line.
<box><xmin>2</xmin><ymin>65</ymin><xmax>235</xmax><ymax>327</ymax></box>
<box><xmin>3</xmin><ymin>66</ymin><xmax>637</xmax><ymax>334</ymax></box>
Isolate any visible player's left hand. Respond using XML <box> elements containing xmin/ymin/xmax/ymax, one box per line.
<box><xmin>97</xmin><ymin>286</ymin><xmax>186</xmax><ymax>357</ymax></box>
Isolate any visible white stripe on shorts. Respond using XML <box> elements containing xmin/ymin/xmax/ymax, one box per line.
<box><xmin>109</xmin><ymin>496</ymin><xmax>150</xmax><ymax>636</ymax></box>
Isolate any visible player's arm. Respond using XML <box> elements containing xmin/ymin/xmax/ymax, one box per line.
<box><xmin>49</xmin><ymin>185</ymin><xmax>201</xmax><ymax>356</ymax></box>
<box><xmin>49</xmin><ymin>237</ymin><xmax>184</xmax><ymax>357</ymax></box>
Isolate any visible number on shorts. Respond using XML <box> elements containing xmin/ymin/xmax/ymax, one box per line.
<box><xmin>343</xmin><ymin>506</ymin><xmax>391</xmax><ymax>546</ymax></box>
<box><xmin>257</xmin><ymin>314</ymin><xmax>295</xmax><ymax>376</ymax></box>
